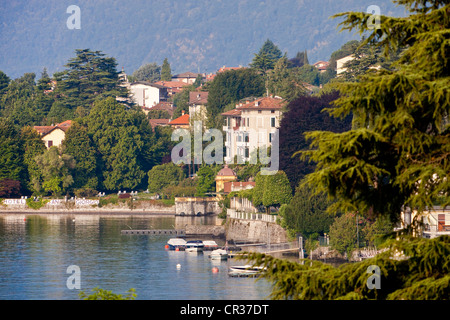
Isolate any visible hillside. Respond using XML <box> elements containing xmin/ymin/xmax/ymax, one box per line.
<box><xmin>0</xmin><ymin>0</ymin><xmax>406</xmax><ymax>79</ymax></box>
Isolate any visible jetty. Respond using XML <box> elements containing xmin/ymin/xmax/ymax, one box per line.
<box><xmin>121</xmin><ymin>229</ymin><xmax>185</xmax><ymax>236</ymax></box>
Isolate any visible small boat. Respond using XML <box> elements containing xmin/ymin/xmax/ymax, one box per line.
<box><xmin>202</xmin><ymin>240</ymin><xmax>219</xmax><ymax>251</ymax></box>
<box><xmin>166</xmin><ymin>238</ymin><xmax>186</xmax><ymax>250</ymax></box>
<box><xmin>185</xmin><ymin>240</ymin><xmax>204</xmax><ymax>253</ymax></box>
<box><xmin>209</xmin><ymin>249</ymin><xmax>228</xmax><ymax>260</ymax></box>
<box><xmin>228</xmin><ymin>265</ymin><xmax>265</xmax><ymax>277</ymax></box>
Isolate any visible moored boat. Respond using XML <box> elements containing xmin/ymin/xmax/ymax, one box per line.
<box><xmin>202</xmin><ymin>240</ymin><xmax>219</xmax><ymax>250</ymax></box>
<box><xmin>209</xmin><ymin>249</ymin><xmax>228</xmax><ymax>260</ymax></box>
<box><xmin>185</xmin><ymin>240</ymin><xmax>204</xmax><ymax>253</ymax></box>
<box><xmin>166</xmin><ymin>238</ymin><xmax>186</xmax><ymax>250</ymax></box>
<box><xmin>228</xmin><ymin>265</ymin><xmax>265</xmax><ymax>277</ymax></box>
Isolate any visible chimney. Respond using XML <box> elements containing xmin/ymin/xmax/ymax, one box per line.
<box><xmin>182</xmin><ymin>110</ymin><xmax>185</xmax><ymax>115</ymax></box>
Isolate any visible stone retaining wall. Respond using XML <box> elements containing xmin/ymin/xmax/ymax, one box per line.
<box><xmin>225</xmin><ymin>218</ymin><xmax>289</xmax><ymax>244</ymax></box>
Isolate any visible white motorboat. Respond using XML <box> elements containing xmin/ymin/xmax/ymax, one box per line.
<box><xmin>202</xmin><ymin>240</ymin><xmax>219</xmax><ymax>250</ymax></box>
<box><xmin>166</xmin><ymin>238</ymin><xmax>186</xmax><ymax>250</ymax></box>
<box><xmin>209</xmin><ymin>249</ymin><xmax>228</xmax><ymax>260</ymax></box>
<box><xmin>228</xmin><ymin>265</ymin><xmax>266</xmax><ymax>277</ymax></box>
<box><xmin>185</xmin><ymin>240</ymin><xmax>204</xmax><ymax>253</ymax></box>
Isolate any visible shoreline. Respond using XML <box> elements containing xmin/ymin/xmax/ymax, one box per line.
<box><xmin>0</xmin><ymin>208</ymin><xmax>176</xmax><ymax>215</ymax></box>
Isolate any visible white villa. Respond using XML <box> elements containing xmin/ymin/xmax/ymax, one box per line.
<box><xmin>221</xmin><ymin>96</ymin><xmax>286</xmax><ymax>164</ymax></box>
<box><xmin>129</xmin><ymin>81</ymin><xmax>168</xmax><ymax>108</ymax></box>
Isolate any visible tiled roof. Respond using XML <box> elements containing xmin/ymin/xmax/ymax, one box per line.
<box><xmin>236</xmin><ymin>96</ymin><xmax>285</xmax><ymax>110</ymax></box>
<box><xmin>130</xmin><ymin>81</ymin><xmax>168</xmax><ymax>89</ymax></box>
<box><xmin>168</xmin><ymin>113</ymin><xmax>190</xmax><ymax>125</ymax></box>
<box><xmin>217</xmin><ymin>165</ymin><xmax>236</xmax><ymax>177</ymax></box>
<box><xmin>173</xmin><ymin>72</ymin><xmax>200</xmax><ymax>78</ymax></box>
<box><xmin>148</xmin><ymin>101</ymin><xmax>175</xmax><ymax>116</ymax></box>
<box><xmin>149</xmin><ymin>118</ymin><xmax>170</xmax><ymax>129</ymax></box>
<box><xmin>221</xmin><ymin>109</ymin><xmax>242</xmax><ymax>116</ymax></box>
<box><xmin>189</xmin><ymin>91</ymin><xmax>209</xmax><ymax>105</ymax></box>
<box><xmin>33</xmin><ymin>120</ymin><xmax>73</xmax><ymax>136</ymax></box>
<box><xmin>155</xmin><ymin>80</ymin><xmax>189</xmax><ymax>89</ymax></box>
<box><xmin>223</xmin><ymin>181</ymin><xmax>256</xmax><ymax>193</ymax></box>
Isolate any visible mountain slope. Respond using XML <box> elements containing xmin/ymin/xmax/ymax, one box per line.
<box><xmin>0</xmin><ymin>0</ymin><xmax>406</xmax><ymax>79</ymax></box>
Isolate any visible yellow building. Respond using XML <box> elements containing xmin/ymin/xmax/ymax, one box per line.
<box><xmin>34</xmin><ymin>120</ymin><xmax>72</xmax><ymax>148</ymax></box>
<box><xmin>215</xmin><ymin>165</ymin><xmax>237</xmax><ymax>194</ymax></box>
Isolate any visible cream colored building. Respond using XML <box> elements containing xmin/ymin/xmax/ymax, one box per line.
<box><xmin>129</xmin><ymin>81</ymin><xmax>168</xmax><ymax>108</ymax></box>
<box><xmin>400</xmin><ymin>206</ymin><xmax>450</xmax><ymax>238</ymax></box>
<box><xmin>215</xmin><ymin>165</ymin><xmax>237</xmax><ymax>194</ymax></box>
<box><xmin>222</xmin><ymin>96</ymin><xmax>285</xmax><ymax>164</ymax></box>
<box><xmin>336</xmin><ymin>54</ymin><xmax>355</xmax><ymax>75</ymax></box>
<box><xmin>34</xmin><ymin>120</ymin><xmax>72</xmax><ymax>148</ymax></box>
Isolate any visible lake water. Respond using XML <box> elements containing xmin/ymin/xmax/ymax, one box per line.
<box><xmin>0</xmin><ymin>214</ymin><xmax>272</xmax><ymax>300</ymax></box>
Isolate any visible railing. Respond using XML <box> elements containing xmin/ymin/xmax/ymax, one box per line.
<box><xmin>227</xmin><ymin>208</ymin><xmax>277</xmax><ymax>223</ymax></box>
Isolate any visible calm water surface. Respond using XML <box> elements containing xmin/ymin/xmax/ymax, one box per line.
<box><xmin>0</xmin><ymin>214</ymin><xmax>271</xmax><ymax>300</ymax></box>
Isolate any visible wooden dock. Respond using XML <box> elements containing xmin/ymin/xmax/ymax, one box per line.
<box><xmin>121</xmin><ymin>229</ymin><xmax>185</xmax><ymax>236</ymax></box>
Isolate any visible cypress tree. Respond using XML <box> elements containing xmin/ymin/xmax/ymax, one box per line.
<box><xmin>160</xmin><ymin>58</ymin><xmax>172</xmax><ymax>81</ymax></box>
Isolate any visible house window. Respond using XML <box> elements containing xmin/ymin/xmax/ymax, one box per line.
<box><xmin>271</xmin><ymin>117</ymin><xmax>276</xmax><ymax>127</ymax></box>
<box><xmin>258</xmin><ymin>110</ymin><xmax>262</xmax><ymax>114</ymax></box>
<box><xmin>244</xmin><ymin>133</ymin><xmax>249</xmax><ymax>143</ymax></box>
<box><xmin>47</xmin><ymin>140</ymin><xmax>53</xmax><ymax>147</ymax></box>
<box><xmin>242</xmin><ymin>118</ymin><xmax>245</xmax><ymax>126</ymax></box>
<box><xmin>244</xmin><ymin>147</ymin><xmax>249</xmax><ymax>158</ymax></box>
<box><xmin>271</xmin><ymin>110</ymin><xmax>275</xmax><ymax>113</ymax></box>
<box><xmin>269</xmin><ymin>133</ymin><xmax>273</xmax><ymax>143</ymax></box>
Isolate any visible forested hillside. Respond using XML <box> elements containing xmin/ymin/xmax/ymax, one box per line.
<box><xmin>0</xmin><ymin>0</ymin><xmax>405</xmax><ymax>79</ymax></box>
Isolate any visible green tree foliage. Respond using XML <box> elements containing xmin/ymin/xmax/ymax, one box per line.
<box><xmin>195</xmin><ymin>166</ymin><xmax>216</xmax><ymax>196</ymax></box>
<box><xmin>295</xmin><ymin>64</ymin><xmax>320</xmax><ymax>87</ymax></box>
<box><xmin>20</xmin><ymin>126</ymin><xmax>46</xmax><ymax>194</ymax></box>
<box><xmin>279</xmin><ymin>91</ymin><xmax>352</xmax><ymax>191</ymax></box>
<box><xmin>84</xmin><ymin>97</ymin><xmax>146</xmax><ymax>191</ymax></box>
<box><xmin>34</xmin><ymin>146</ymin><xmax>75</xmax><ymax>196</ymax></box>
<box><xmin>246</xmin><ymin>235</ymin><xmax>450</xmax><ymax>300</ymax></box>
<box><xmin>53</xmin><ymin>49</ymin><xmax>128</xmax><ymax>115</ymax></box>
<box><xmin>79</xmin><ymin>287</ymin><xmax>136</xmax><ymax>300</ymax></box>
<box><xmin>288</xmin><ymin>50</ymin><xmax>309</xmax><ymax>68</ymax></box>
<box><xmin>252</xmin><ymin>171</ymin><xmax>292</xmax><ymax>212</ymax></box>
<box><xmin>62</xmin><ymin>122</ymin><xmax>98</xmax><ymax>191</ymax></box>
<box><xmin>147</xmin><ymin>162</ymin><xmax>185</xmax><ymax>194</ymax></box>
<box><xmin>279</xmin><ymin>183</ymin><xmax>336</xmax><ymax>239</ymax></box>
<box><xmin>0</xmin><ymin>70</ymin><xmax>11</xmax><ymax>95</ymax></box>
<box><xmin>0</xmin><ymin>73</ymin><xmax>50</xmax><ymax>126</ymax></box>
<box><xmin>0</xmin><ymin>118</ymin><xmax>25</xmax><ymax>185</ymax></box>
<box><xmin>129</xmin><ymin>62</ymin><xmax>161</xmax><ymax>82</ymax></box>
<box><xmin>206</xmin><ymin>68</ymin><xmax>265</xmax><ymax>119</ymax></box>
<box><xmin>267</xmin><ymin>56</ymin><xmax>305</xmax><ymax>101</ymax></box>
<box><xmin>301</xmin><ymin>0</ymin><xmax>450</xmax><ymax>223</ymax></box>
<box><xmin>328</xmin><ymin>212</ymin><xmax>358</xmax><ymax>258</ymax></box>
<box><xmin>250</xmin><ymin>39</ymin><xmax>283</xmax><ymax>75</ymax></box>
<box><xmin>160</xmin><ymin>58</ymin><xmax>172</xmax><ymax>81</ymax></box>
<box><xmin>262</xmin><ymin>171</ymin><xmax>293</xmax><ymax>210</ymax></box>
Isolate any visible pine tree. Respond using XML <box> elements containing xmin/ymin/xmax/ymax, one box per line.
<box><xmin>160</xmin><ymin>58</ymin><xmax>172</xmax><ymax>81</ymax></box>
<box><xmin>54</xmin><ymin>49</ymin><xmax>127</xmax><ymax>113</ymax></box>
<box><xmin>84</xmin><ymin>97</ymin><xmax>146</xmax><ymax>191</ymax></box>
<box><xmin>250</xmin><ymin>39</ymin><xmax>283</xmax><ymax>75</ymax></box>
<box><xmin>300</xmin><ymin>0</ymin><xmax>450</xmax><ymax>223</ymax></box>
<box><xmin>62</xmin><ymin>121</ymin><xmax>98</xmax><ymax>191</ymax></box>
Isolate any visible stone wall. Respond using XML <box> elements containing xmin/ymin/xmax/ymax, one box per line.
<box><xmin>225</xmin><ymin>218</ymin><xmax>289</xmax><ymax>244</ymax></box>
<box><xmin>174</xmin><ymin>197</ymin><xmax>220</xmax><ymax>216</ymax></box>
